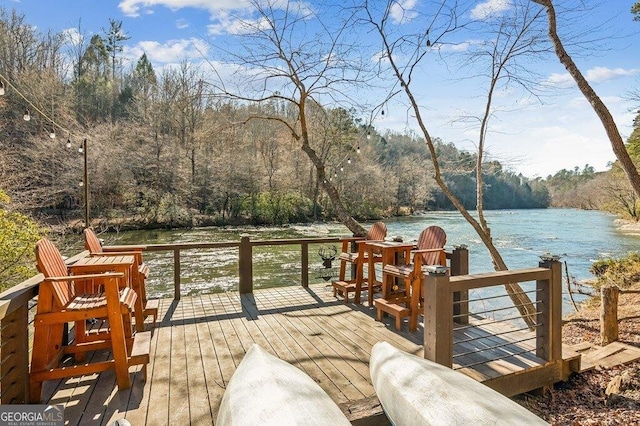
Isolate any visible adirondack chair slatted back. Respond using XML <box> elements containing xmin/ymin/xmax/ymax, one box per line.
<box><xmin>416</xmin><ymin>226</ymin><xmax>447</xmax><ymax>266</ymax></box>
<box><xmin>84</xmin><ymin>228</ymin><xmax>103</xmax><ymax>253</ymax></box>
<box><xmin>366</xmin><ymin>222</ymin><xmax>387</xmax><ymax>241</ymax></box>
<box><xmin>35</xmin><ymin>238</ymin><xmax>75</xmax><ymax>309</ymax></box>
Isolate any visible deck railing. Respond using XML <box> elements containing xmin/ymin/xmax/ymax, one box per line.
<box><xmin>422</xmin><ymin>258</ymin><xmax>562</xmax><ymax>371</ymax></box>
<box><xmin>140</xmin><ymin>236</ymin><xmax>344</xmax><ymax>299</ymax></box>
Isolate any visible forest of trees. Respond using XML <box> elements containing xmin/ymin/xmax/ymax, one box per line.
<box><xmin>0</xmin><ymin>8</ymin><xmax>554</xmax><ymax>231</ymax></box>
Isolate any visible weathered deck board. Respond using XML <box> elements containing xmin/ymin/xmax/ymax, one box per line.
<box><xmin>43</xmin><ymin>284</ymin><xmax>568</xmax><ymax>425</ymax></box>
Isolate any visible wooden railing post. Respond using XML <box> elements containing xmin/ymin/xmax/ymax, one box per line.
<box><xmin>537</xmin><ymin>258</ymin><xmax>562</xmax><ymax>361</ymax></box>
<box><xmin>601</xmin><ymin>285</ymin><xmax>619</xmax><ymax>346</ymax></box>
<box><xmin>451</xmin><ymin>245</ymin><xmax>469</xmax><ymax>325</ymax></box>
<box><xmin>301</xmin><ymin>243</ymin><xmax>309</xmax><ymax>288</ymax></box>
<box><xmin>239</xmin><ymin>236</ymin><xmax>253</xmax><ymax>294</ymax></box>
<box><xmin>0</xmin><ymin>303</ymin><xmax>29</xmax><ymax>404</ymax></box>
<box><xmin>423</xmin><ymin>271</ymin><xmax>453</xmax><ymax>367</ymax></box>
<box><xmin>173</xmin><ymin>249</ymin><xmax>181</xmax><ymax>300</ymax></box>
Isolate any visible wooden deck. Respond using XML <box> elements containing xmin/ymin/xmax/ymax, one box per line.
<box><xmin>41</xmin><ymin>284</ymin><xmax>570</xmax><ymax>425</ymax></box>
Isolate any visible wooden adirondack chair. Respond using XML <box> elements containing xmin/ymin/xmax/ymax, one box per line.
<box><xmin>84</xmin><ymin>228</ymin><xmax>158</xmax><ymax>330</ymax></box>
<box><xmin>374</xmin><ymin>226</ymin><xmax>447</xmax><ymax>331</ymax></box>
<box><xmin>30</xmin><ymin>238</ymin><xmax>150</xmax><ymax>403</ymax></box>
<box><xmin>332</xmin><ymin>221</ymin><xmax>387</xmax><ymax>305</ymax></box>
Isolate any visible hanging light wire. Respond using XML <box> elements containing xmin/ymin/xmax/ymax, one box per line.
<box><xmin>0</xmin><ymin>70</ymin><xmax>81</xmax><ymax>139</ymax></box>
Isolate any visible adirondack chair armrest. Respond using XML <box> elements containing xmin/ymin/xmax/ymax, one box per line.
<box><xmin>102</xmin><ymin>245</ymin><xmax>146</xmax><ymax>252</ymax></box>
<box><xmin>91</xmin><ymin>250</ymin><xmax>141</xmax><ymax>256</ymax></box>
<box><xmin>340</xmin><ymin>237</ymin><xmax>365</xmax><ymax>242</ymax></box>
<box><xmin>44</xmin><ymin>272</ymin><xmax>125</xmax><ymax>282</ymax></box>
<box><xmin>411</xmin><ymin>248</ymin><xmax>444</xmax><ymax>255</ymax></box>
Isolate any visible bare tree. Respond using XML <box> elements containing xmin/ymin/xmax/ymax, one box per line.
<box><xmin>533</xmin><ymin>0</ymin><xmax>640</xmax><ymax>200</ymax></box>
<box><xmin>206</xmin><ymin>0</ymin><xmax>377</xmax><ymax>235</ymax></box>
<box><xmin>364</xmin><ymin>0</ymin><xmax>542</xmax><ymax>325</ymax></box>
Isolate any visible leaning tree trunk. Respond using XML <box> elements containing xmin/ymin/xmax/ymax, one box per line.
<box><xmin>533</xmin><ymin>0</ymin><xmax>640</xmax><ymax>199</ymax></box>
<box><xmin>298</xmin><ymin>95</ymin><xmax>366</xmax><ymax>236</ymax></box>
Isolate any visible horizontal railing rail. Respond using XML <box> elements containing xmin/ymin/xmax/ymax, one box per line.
<box><xmin>423</xmin><ymin>259</ymin><xmax>562</xmax><ymax>371</ymax></box>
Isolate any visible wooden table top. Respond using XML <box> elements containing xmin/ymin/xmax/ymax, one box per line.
<box><xmin>71</xmin><ymin>255</ymin><xmax>135</xmax><ymax>267</ymax></box>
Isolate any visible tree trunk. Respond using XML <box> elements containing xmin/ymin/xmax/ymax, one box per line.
<box><xmin>533</xmin><ymin>0</ymin><xmax>640</xmax><ymax>199</ymax></box>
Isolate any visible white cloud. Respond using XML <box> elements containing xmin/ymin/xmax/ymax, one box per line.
<box><xmin>585</xmin><ymin>66</ymin><xmax>640</xmax><ymax>83</ymax></box>
<box><xmin>125</xmin><ymin>38</ymin><xmax>210</xmax><ymax>64</ymax></box>
<box><xmin>208</xmin><ymin>14</ymin><xmax>271</xmax><ymax>36</ymax></box>
<box><xmin>176</xmin><ymin>19</ymin><xmax>190</xmax><ymax>29</ymax></box>
<box><xmin>118</xmin><ymin>0</ymin><xmax>250</xmax><ymax>17</ymax></box>
<box><xmin>470</xmin><ymin>0</ymin><xmax>511</xmax><ymax>20</ymax></box>
<box><xmin>544</xmin><ymin>66</ymin><xmax>639</xmax><ymax>88</ymax></box>
<box><xmin>544</xmin><ymin>72</ymin><xmax>575</xmax><ymax>88</ymax></box>
<box><xmin>390</xmin><ymin>0</ymin><xmax>419</xmax><ymax>24</ymax></box>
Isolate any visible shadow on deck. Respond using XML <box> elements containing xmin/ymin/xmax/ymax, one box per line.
<box><xmin>43</xmin><ymin>284</ymin><xmax>575</xmax><ymax>425</ymax></box>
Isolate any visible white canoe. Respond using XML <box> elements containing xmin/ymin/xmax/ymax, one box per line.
<box><xmin>216</xmin><ymin>344</ymin><xmax>351</xmax><ymax>426</ymax></box>
<box><xmin>370</xmin><ymin>341</ymin><xmax>549</xmax><ymax>426</ymax></box>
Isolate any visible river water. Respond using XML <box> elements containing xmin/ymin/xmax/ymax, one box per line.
<box><xmin>104</xmin><ymin>209</ymin><xmax>638</xmax><ymax>310</ymax></box>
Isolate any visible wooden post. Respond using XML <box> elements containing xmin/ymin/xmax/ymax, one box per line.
<box><xmin>239</xmin><ymin>236</ymin><xmax>253</xmax><ymax>294</ymax></box>
<box><xmin>350</xmin><ymin>239</ymin><xmax>358</xmax><ymax>280</ymax></box>
<box><xmin>423</xmin><ymin>271</ymin><xmax>453</xmax><ymax>367</ymax></box>
<box><xmin>601</xmin><ymin>285</ymin><xmax>619</xmax><ymax>346</ymax></box>
<box><xmin>301</xmin><ymin>243</ymin><xmax>309</xmax><ymax>288</ymax></box>
<box><xmin>173</xmin><ymin>248</ymin><xmax>181</xmax><ymax>300</ymax></box>
<box><xmin>451</xmin><ymin>246</ymin><xmax>469</xmax><ymax>325</ymax></box>
<box><xmin>1</xmin><ymin>304</ymin><xmax>29</xmax><ymax>403</ymax></box>
<box><xmin>537</xmin><ymin>258</ymin><xmax>562</xmax><ymax>361</ymax></box>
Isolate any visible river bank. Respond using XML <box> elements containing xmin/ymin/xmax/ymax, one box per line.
<box><xmin>615</xmin><ymin>218</ymin><xmax>640</xmax><ymax>236</ymax></box>
<box><xmin>516</xmin><ymin>280</ymin><xmax>640</xmax><ymax>424</ymax></box>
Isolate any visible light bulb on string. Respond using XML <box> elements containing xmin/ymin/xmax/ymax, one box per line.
<box><xmin>79</xmin><ymin>180</ymin><xmax>84</xmax><ymax>187</ymax></box>
<box><xmin>426</xmin><ymin>29</ymin><xmax>431</xmax><ymax>47</ymax></box>
<box><xmin>49</xmin><ymin>129</ymin><xmax>56</xmax><ymax>139</ymax></box>
<box><xmin>367</xmin><ymin>132</ymin><xmax>371</xmax><ymax>140</ymax></box>
<box><xmin>66</xmin><ymin>139</ymin><xmax>72</xmax><ymax>148</ymax></box>
<box><xmin>381</xmin><ymin>109</ymin><xmax>385</xmax><ymax>116</ymax></box>
<box><xmin>0</xmin><ymin>81</ymin><xmax>5</xmax><ymax>96</ymax></box>
<box><xmin>23</xmin><ymin>109</ymin><xmax>30</xmax><ymax>121</ymax></box>
<box><xmin>356</xmin><ymin>145</ymin><xmax>361</xmax><ymax>154</ymax></box>
<box><xmin>78</xmin><ymin>146</ymin><xmax>84</xmax><ymax>154</ymax></box>
<box><xmin>347</xmin><ymin>157</ymin><xmax>351</xmax><ymax>164</ymax></box>
<box><xmin>340</xmin><ymin>165</ymin><xmax>344</xmax><ymax>172</ymax></box>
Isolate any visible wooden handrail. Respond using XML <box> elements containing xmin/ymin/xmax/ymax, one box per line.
<box><xmin>423</xmin><ymin>259</ymin><xmax>562</xmax><ymax>368</ymax></box>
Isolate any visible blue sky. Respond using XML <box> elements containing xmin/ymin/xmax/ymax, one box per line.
<box><xmin>3</xmin><ymin>0</ymin><xmax>639</xmax><ymax>178</ymax></box>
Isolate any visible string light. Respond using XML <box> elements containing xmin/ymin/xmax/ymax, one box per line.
<box><xmin>356</xmin><ymin>145</ymin><xmax>361</xmax><ymax>154</ymax></box>
<box><xmin>426</xmin><ymin>29</ymin><xmax>431</xmax><ymax>47</ymax></box>
<box><xmin>49</xmin><ymin>129</ymin><xmax>56</xmax><ymax>139</ymax></box>
<box><xmin>0</xmin><ymin>70</ymin><xmax>81</xmax><ymax>141</ymax></box>
<box><xmin>66</xmin><ymin>139</ymin><xmax>72</xmax><ymax>148</ymax></box>
<box><xmin>367</xmin><ymin>132</ymin><xmax>371</xmax><ymax>140</ymax></box>
<box><xmin>78</xmin><ymin>145</ymin><xmax>84</xmax><ymax>154</ymax></box>
<box><xmin>347</xmin><ymin>157</ymin><xmax>351</xmax><ymax>164</ymax></box>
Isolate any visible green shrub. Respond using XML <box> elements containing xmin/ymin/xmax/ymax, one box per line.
<box><xmin>0</xmin><ymin>190</ymin><xmax>45</xmax><ymax>291</ymax></box>
<box><xmin>589</xmin><ymin>252</ymin><xmax>640</xmax><ymax>290</ymax></box>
